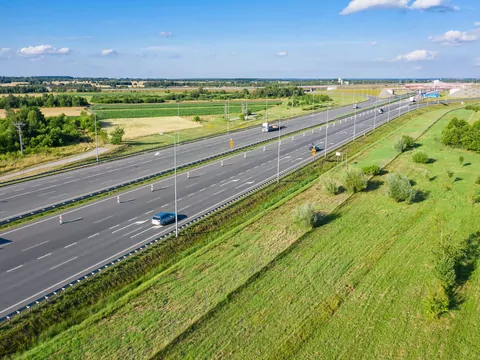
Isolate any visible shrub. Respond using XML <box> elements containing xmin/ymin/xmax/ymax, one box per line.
<box><xmin>109</xmin><ymin>126</ymin><xmax>125</xmax><ymax>145</ymax></box>
<box><xmin>193</xmin><ymin>115</ymin><xmax>202</xmax><ymax>122</ymax></box>
<box><xmin>425</xmin><ymin>287</ymin><xmax>450</xmax><ymax>320</ymax></box>
<box><xmin>471</xmin><ymin>190</ymin><xmax>480</xmax><ymax>204</ymax></box>
<box><xmin>343</xmin><ymin>168</ymin><xmax>367</xmax><ymax>193</ymax></box>
<box><xmin>294</xmin><ymin>203</ymin><xmax>322</xmax><ymax>228</ymax></box>
<box><xmin>362</xmin><ymin>165</ymin><xmax>381</xmax><ymax>176</ymax></box>
<box><xmin>386</xmin><ymin>173</ymin><xmax>414</xmax><ymax>202</ymax></box>
<box><xmin>394</xmin><ymin>135</ymin><xmax>415</xmax><ymax>152</ymax></box>
<box><xmin>459</xmin><ymin>156</ymin><xmax>464</xmax><ymax>166</ymax></box>
<box><xmin>447</xmin><ymin>170</ymin><xmax>454</xmax><ymax>179</ymax></box>
<box><xmin>412</xmin><ymin>151</ymin><xmax>429</xmax><ymax>164</ymax></box>
<box><xmin>476</xmin><ymin>176</ymin><xmax>480</xmax><ymax>185</ymax></box>
<box><xmin>322</xmin><ymin>178</ymin><xmax>339</xmax><ymax>195</ymax></box>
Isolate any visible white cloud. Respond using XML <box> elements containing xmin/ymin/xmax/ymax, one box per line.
<box><xmin>160</xmin><ymin>31</ymin><xmax>173</xmax><ymax>38</ymax></box>
<box><xmin>371</xmin><ymin>41</ymin><xmax>378</xmax><ymax>46</ymax></box>
<box><xmin>340</xmin><ymin>0</ymin><xmax>457</xmax><ymax>14</ymax></box>
<box><xmin>101</xmin><ymin>49</ymin><xmax>117</xmax><ymax>56</ymax></box>
<box><xmin>413</xmin><ymin>65</ymin><xmax>423</xmax><ymax>70</ymax></box>
<box><xmin>429</xmin><ymin>29</ymin><xmax>478</xmax><ymax>45</ymax></box>
<box><xmin>231</xmin><ymin>52</ymin><xmax>238</xmax><ymax>56</ymax></box>
<box><xmin>394</xmin><ymin>49</ymin><xmax>437</xmax><ymax>61</ymax></box>
<box><xmin>340</xmin><ymin>0</ymin><xmax>408</xmax><ymax>15</ymax></box>
<box><xmin>410</xmin><ymin>0</ymin><xmax>458</xmax><ymax>11</ymax></box>
<box><xmin>18</xmin><ymin>45</ymin><xmax>70</xmax><ymax>56</ymax></box>
<box><xmin>275</xmin><ymin>51</ymin><xmax>288</xmax><ymax>57</ymax></box>
<box><xmin>0</xmin><ymin>48</ymin><xmax>10</xmax><ymax>53</ymax></box>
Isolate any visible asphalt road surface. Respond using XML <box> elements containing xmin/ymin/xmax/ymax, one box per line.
<box><xmin>0</xmin><ymin>96</ymin><xmax>395</xmax><ymax>223</ymax></box>
<box><xmin>0</xmin><ymin>99</ymin><xmax>419</xmax><ymax>318</ymax></box>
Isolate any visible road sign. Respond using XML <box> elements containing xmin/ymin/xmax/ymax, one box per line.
<box><xmin>336</xmin><ymin>152</ymin><xmax>341</xmax><ymax>157</ymax></box>
<box><xmin>311</xmin><ymin>148</ymin><xmax>317</xmax><ymax>156</ymax></box>
<box><xmin>229</xmin><ymin>138</ymin><xmax>234</xmax><ymax>149</ymax></box>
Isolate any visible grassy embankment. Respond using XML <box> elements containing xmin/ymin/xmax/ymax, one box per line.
<box><xmin>17</xmin><ymin>105</ymin><xmax>478</xmax><ymax>359</ymax></box>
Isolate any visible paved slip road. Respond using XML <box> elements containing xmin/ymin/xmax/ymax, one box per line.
<box><xmin>0</xmin><ymin>99</ymin><xmax>418</xmax><ymax>318</ymax></box>
<box><xmin>0</xmin><ymin>96</ymin><xmax>396</xmax><ymax>222</ymax></box>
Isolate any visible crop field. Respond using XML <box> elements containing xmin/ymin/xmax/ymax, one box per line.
<box><xmin>0</xmin><ymin>107</ymin><xmax>87</xmax><ymax>118</ymax></box>
<box><xmin>101</xmin><ymin>116</ymin><xmax>202</xmax><ymax>139</ymax></box>
<box><xmin>19</xmin><ymin>104</ymin><xmax>480</xmax><ymax>359</ymax></box>
<box><xmin>95</xmin><ymin>102</ymin><xmax>282</xmax><ymax>120</ymax></box>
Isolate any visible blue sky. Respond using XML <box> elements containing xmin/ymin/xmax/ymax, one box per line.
<box><xmin>0</xmin><ymin>0</ymin><xmax>479</xmax><ymax>78</ymax></box>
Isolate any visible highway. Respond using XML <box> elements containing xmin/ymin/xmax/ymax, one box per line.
<box><xmin>0</xmin><ymin>97</ymin><xmax>390</xmax><ymax>223</ymax></box>
<box><xmin>0</xmin><ymin>99</ymin><xmax>416</xmax><ymax>318</ymax></box>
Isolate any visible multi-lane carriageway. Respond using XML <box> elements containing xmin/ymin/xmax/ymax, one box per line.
<box><xmin>0</xmin><ymin>98</ymin><xmax>417</xmax><ymax>318</ymax></box>
<box><xmin>0</xmin><ymin>97</ymin><xmax>389</xmax><ymax>223</ymax></box>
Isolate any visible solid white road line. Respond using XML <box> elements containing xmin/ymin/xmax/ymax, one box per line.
<box><xmin>22</xmin><ymin>240</ymin><xmax>49</xmax><ymax>252</ymax></box>
<box><xmin>38</xmin><ymin>191</ymin><xmax>56</xmax><ymax>197</ymax></box>
<box><xmin>6</xmin><ymin>265</ymin><xmax>23</xmax><ymax>273</ymax></box>
<box><xmin>123</xmin><ymin>227</ymin><xmax>145</xmax><ymax>237</ymax></box>
<box><xmin>47</xmin><ymin>193</ymin><xmax>68</xmax><ymax>200</ymax></box>
<box><xmin>50</xmin><ymin>257</ymin><xmax>77</xmax><ymax>270</ymax></box>
<box><xmin>37</xmin><ymin>253</ymin><xmax>52</xmax><ymax>260</ymax></box>
<box><xmin>64</xmin><ymin>242</ymin><xmax>77</xmax><ymax>248</ymax></box>
<box><xmin>130</xmin><ymin>226</ymin><xmax>155</xmax><ymax>239</ymax></box>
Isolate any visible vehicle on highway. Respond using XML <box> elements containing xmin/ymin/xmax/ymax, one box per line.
<box><xmin>353</xmin><ymin>103</ymin><xmax>359</xmax><ymax>109</ymax></box>
<box><xmin>309</xmin><ymin>144</ymin><xmax>321</xmax><ymax>152</ymax></box>
<box><xmin>262</xmin><ymin>122</ymin><xmax>282</xmax><ymax>132</ymax></box>
<box><xmin>377</xmin><ymin>108</ymin><xmax>384</xmax><ymax>114</ymax></box>
<box><xmin>152</xmin><ymin>212</ymin><xmax>176</xmax><ymax>226</ymax></box>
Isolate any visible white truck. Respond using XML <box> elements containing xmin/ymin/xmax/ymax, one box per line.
<box><xmin>262</xmin><ymin>122</ymin><xmax>280</xmax><ymax>132</ymax></box>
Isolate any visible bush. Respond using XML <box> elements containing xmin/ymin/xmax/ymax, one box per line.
<box><xmin>294</xmin><ymin>203</ymin><xmax>322</xmax><ymax>228</ymax></box>
<box><xmin>109</xmin><ymin>126</ymin><xmax>125</xmax><ymax>145</ymax></box>
<box><xmin>343</xmin><ymin>168</ymin><xmax>367</xmax><ymax>193</ymax></box>
<box><xmin>412</xmin><ymin>151</ymin><xmax>429</xmax><ymax>164</ymax></box>
<box><xmin>193</xmin><ymin>115</ymin><xmax>202</xmax><ymax>122</ymax></box>
<box><xmin>471</xmin><ymin>190</ymin><xmax>480</xmax><ymax>204</ymax></box>
<box><xmin>476</xmin><ymin>176</ymin><xmax>480</xmax><ymax>185</ymax></box>
<box><xmin>447</xmin><ymin>170</ymin><xmax>454</xmax><ymax>179</ymax></box>
<box><xmin>394</xmin><ymin>135</ymin><xmax>415</xmax><ymax>152</ymax></box>
<box><xmin>425</xmin><ymin>287</ymin><xmax>450</xmax><ymax>320</ymax></box>
<box><xmin>459</xmin><ymin>156</ymin><xmax>464</xmax><ymax>166</ymax></box>
<box><xmin>386</xmin><ymin>173</ymin><xmax>414</xmax><ymax>202</ymax></box>
<box><xmin>362</xmin><ymin>165</ymin><xmax>381</xmax><ymax>176</ymax></box>
<box><xmin>322</xmin><ymin>178</ymin><xmax>339</xmax><ymax>195</ymax></box>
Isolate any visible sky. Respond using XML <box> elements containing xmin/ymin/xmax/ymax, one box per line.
<box><xmin>0</xmin><ymin>0</ymin><xmax>479</xmax><ymax>78</ymax></box>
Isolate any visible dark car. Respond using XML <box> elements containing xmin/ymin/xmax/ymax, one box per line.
<box><xmin>309</xmin><ymin>144</ymin><xmax>321</xmax><ymax>152</ymax></box>
<box><xmin>152</xmin><ymin>212</ymin><xmax>176</xmax><ymax>226</ymax></box>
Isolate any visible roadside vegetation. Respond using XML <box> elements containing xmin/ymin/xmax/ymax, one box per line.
<box><xmin>1</xmin><ymin>104</ymin><xmax>462</xmax><ymax>359</ymax></box>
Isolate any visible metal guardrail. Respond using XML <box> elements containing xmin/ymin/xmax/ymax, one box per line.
<box><xmin>0</xmin><ymin>99</ymin><xmax>426</xmax><ymax>324</ymax></box>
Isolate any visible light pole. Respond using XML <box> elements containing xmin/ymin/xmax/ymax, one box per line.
<box><xmin>13</xmin><ymin>122</ymin><xmax>25</xmax><ymax>156</ymax></box>
<box><xmin>277</xmin><ymin>113</ymin><xmax>281</xmax><ymax>184</ymax></box>
<box><xmin>177</xmin><ymin>101</ymin><xmax>180</xmax><ymax>144</ymax></box>
<box><xmin>94</xmin><ymin>108</ymin><xmax>99</xmax><ymax>162</ymax></box>
<box><xmin>373</xmin><ymin>97</ymin><xmax>378</xmax><ymax>130</ymax></box>
<box><xmin>159</xmin><ymin>133</ymin><xmax>178</xmax><ymax>238</ymax></box>
<box><xmin>325</xmin><ymin>100</ymin><xmax>329</xmax><ymax>157</ymax></box>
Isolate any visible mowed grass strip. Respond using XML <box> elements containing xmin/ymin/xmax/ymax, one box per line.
<box><xmin>157</xmin><ymin>108</ymin><xmax>480</xmax><ymax>359</ymax></box>
<box><xmin>18</xmin><ymin>106</ymin><xmax>457</xmax><ymax>359</ymax></box>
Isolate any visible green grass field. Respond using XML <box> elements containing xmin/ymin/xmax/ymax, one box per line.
<box><xmin>19</xmin><ymin>104</ymin><xmax>479</xmax><ymax>359</ymax></box>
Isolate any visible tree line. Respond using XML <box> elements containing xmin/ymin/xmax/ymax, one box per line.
<box><xmin>0</xmin><ymin>107</ymin><xmax>99</xmax><ymax>155</ymax></box>
<box><xmin>442</xmin><ymin>117</ymin><xmax>480</xmax><ymax>152</ymax></box>
<box><xmin>91</xmin><ymin>85</ymin><xmax>308</xmax><ymax>104</ymax></box>
<box><xmin>0</xmin><ymin>85</ymin><xmax>49</xmax><ymax>94</ymax></box>
<box><xmin>0</xmin><ymin>94</ymin><xmax>89</xmax><ymax>109</ymax></box>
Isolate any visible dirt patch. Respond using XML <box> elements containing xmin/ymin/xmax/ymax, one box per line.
<box><xmin>101</xmin><ymin>116</ymin><xmax>202</xmax><ymax>139</ymax></box>
<box><xmin>0</xmin><ymin>107</ymin><xmax>87</xmax><ymax>118</ymax></box>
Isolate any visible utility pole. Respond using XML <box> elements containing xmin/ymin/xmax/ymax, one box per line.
<box><xmin>93</xmin><ymin>109</ymin><xmax>99</xmax><ymax>162</ymax></box>
<box><xmin>265</xmin><ymin>94</ymin><xmax>268</xmax><ymax>120</ymax></box>
<box><xmin>13</xmin><ymin>122</ymin><xmax>25</xmax><ymax>156</ymax></box>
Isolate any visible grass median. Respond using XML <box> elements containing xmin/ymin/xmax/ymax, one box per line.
<box><xmin>1</xmin><ymin>104</ymin><xmax>459</xmax><ymax>359</ymax></box>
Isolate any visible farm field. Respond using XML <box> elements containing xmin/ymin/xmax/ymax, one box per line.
<box><xmin>0</xmin><ymin>107</ymin><xmax>87</xmax><ymax>118</ymax></box>
<box><xmin>101</xmin><ymin>116</ymin><xmax>202</xmax><ymax>139</ymax></box>
<box><xmin>19</xmin><ymin>104</ymin><xmax>479</xmax><ymax>359</ymax></box>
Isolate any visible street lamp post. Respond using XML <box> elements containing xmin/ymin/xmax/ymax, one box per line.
<box><xmin>159</xmin><ymin>133</ymin><xmax>178</xmax><ymax>237</ymax></box>
<box><xmin>373</xmin><ymin>97</ymin><xmax>378</xmax><ymax>130</ymax></box>
<box><xmin>94</xmin><ymin>108</ymin><xmax>99</xmax><ymax>162</ymax></box>
<box><xmin>325</xmin><ymin>100</ymin><xmax>329</xmax><ymax>157</ymax></box>
<box><xmin>277</xmin><ymin>114</ymin><xmax>281</xmax><ymax>184</ymax></box>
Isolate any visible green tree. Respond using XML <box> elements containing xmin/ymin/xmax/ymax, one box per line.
<box><xmin>110</xmin><ymin>127</ymin><xmax>125</xmax><ymax>145</ymax></box>
<box><xmin>442</xmin><ymin>118</ymin><xmax>471</xmax><ymax>148</ymax></box>
<box><xmin>343</xmin><ymin>168</ymin><xmax>367</xmax><ymax>193</ymax></box>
